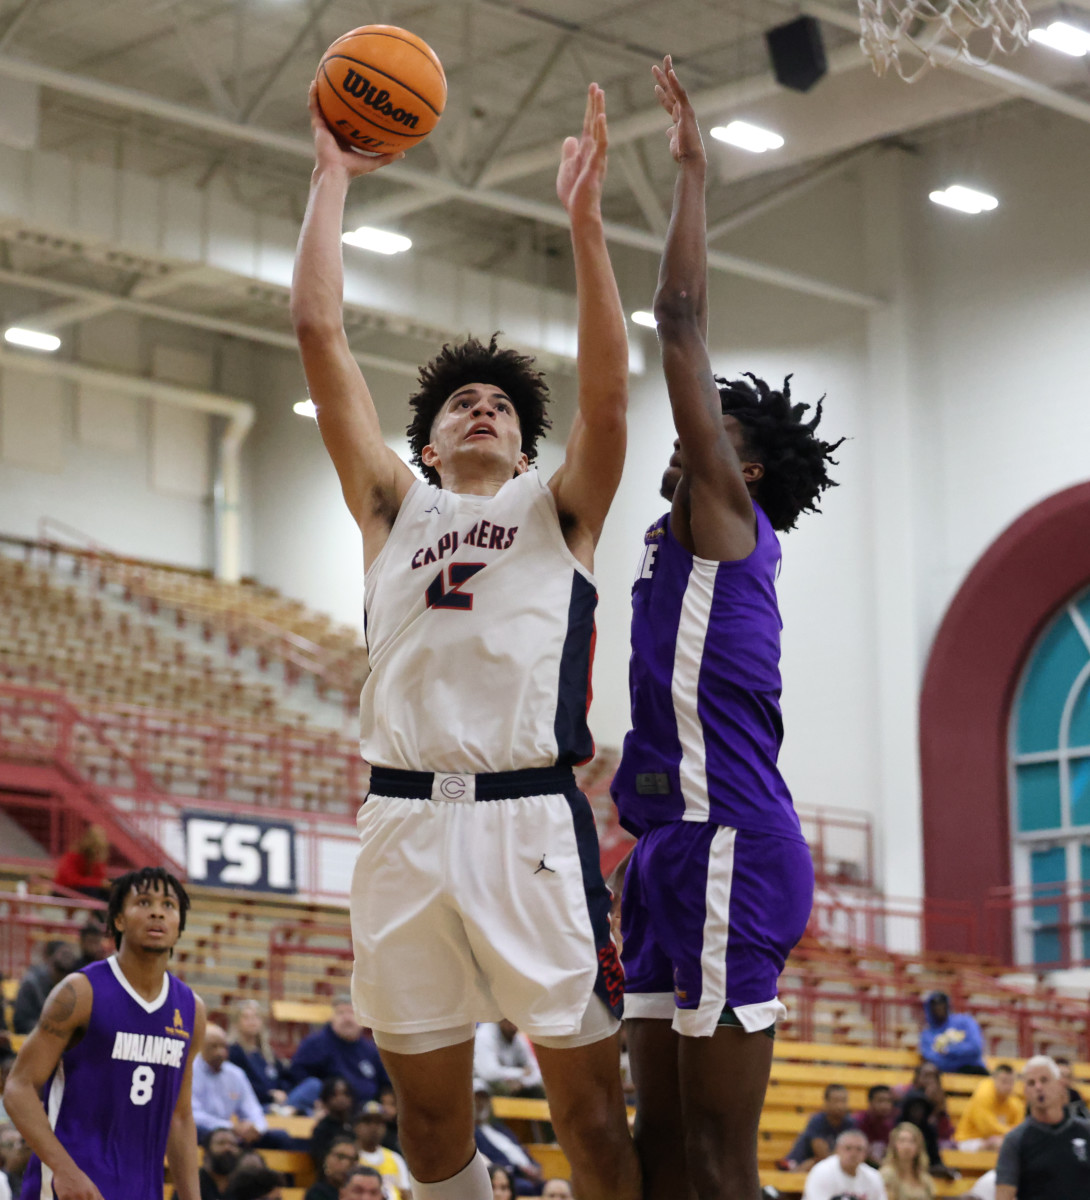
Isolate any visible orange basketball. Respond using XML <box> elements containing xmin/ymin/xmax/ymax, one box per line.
<box><xmin>316</xmin><ymin>25</ymin><xmax>447</xmax><ymax>155</ymax></box>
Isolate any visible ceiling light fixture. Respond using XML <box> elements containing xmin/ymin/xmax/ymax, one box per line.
<box><xmin>342</xmin><ymin>227</ymin><xmax>412</xmax><ymax>255</ymax></box>
<box><xmin>928</xmin><ymin>185</ymin><xmax>999</xmax><ymax>215</ymax></box>
<box><xmin>293</xmin><ymin>399</ymin><xmax>318</xmax><ymax>419</ymax></box>
<box><xmin>4</xmin><ymin>327</ymin><xmax>61</xmax><ymax>352</ymax></box>
<box><xmin>709</xmin><ymin>120</ymin><xmax>785</xmax><ymax>153</ymax></box>
<box><xmin>1028</xmin><ymin>21</ymin><xmax>1090</xmax><ymax>57</ymax></box>
<box><xmin>630</xmin><ymin>311</ymin><xmax>657</xmax><ymax>329</ymax></box>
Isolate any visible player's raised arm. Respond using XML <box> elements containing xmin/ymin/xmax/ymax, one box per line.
<box><xmin>651</xmin><ymin>58</ymin><xmax>756</xmax><ymax>562</ymax></box>
<box><xmin>291</xmin><ymin>81</ymin><xmax>417</xmax><ymax>563</ymax></box>
<box><xmin>2</xmin><ymin>974</ymin><xmax>103</xmax><ymax>1200</ymax></box>
<box><xmin>166</xmin><ymin>996</ymin><xmax>206</xmax><ymax>1200</ymax></box>
<box><xmin>548</xmin><ymin>84</ymin><xmax>629</xmax><ymax>569</ymax></box>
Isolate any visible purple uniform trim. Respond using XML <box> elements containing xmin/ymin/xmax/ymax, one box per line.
<box><xmin>621</xmin><ymin>823</ymin><xmax>813</xmax><ymax>1036</ymax></box>
<box><xmin>22</xmin><ymin>958</ymin><xmax>196</xmax><ymax>1200</ymax></box>
<box><xmin>611</xmin><ymin>504</ymin><xmax>802</xmax><ymax>841</ymax></box>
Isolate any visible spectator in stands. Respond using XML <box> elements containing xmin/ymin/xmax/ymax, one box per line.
<box><xmin>488</xmin><ymin>1164</ymin><xmax>515</xmax><ymax>1200</ymax></box>
<box><xmin>897</xmin><ymin>1091</ymin><xmax>958</xmax><ymax>1181</ymax></box>
<box><xmin>74</xmin><ymin>918</ymin><xmax>106</xmax><ymax>970</ymax></box>
<box><xmin>0</xmin><ymin>1047</ymin><xmax>15</xmax><ymax>1121</ymax></box>
<box><xmin>287</xmin><ymin>996</ymin><xmax>388</xmax><ymax>1113</ymax></box>
<box><xmin>352</xmin><ymin>1100</ymin><xmax>411</xmax><ymax>1199</ymax></box>
<box><xmin>376</xmin><ymin>1082</ymin><xmax>401</xmax><ymax>1153</ymax></box>
<box><xmin>223</xmin><ymin>1164</ymin><xmax>285</xmax><ymax>1200</ymax></box>
<box><xmin>474</xmin><ymin>1019</ymin><xmax>545</xmax><ymax>1097</ymax></box>
<box><xmin>192</xmin><ymin>1022</ymin><xmax>293</xmax><ymax>1149</ymax></box>
<box><xmin>1</xmin><ymin>1123</ymin><xmax>29</xmax><ymax>1197</ymax></box>
<box><xmin>919</xmin><ymin>992</ymin><xmax>988</xmax><ymax>1075</ymax></box>
<box><xmin>996</xmin><ymin>1055</ymin><xmax>1090</xmax><ymax>1198</ymax></box>
<box><xmin>309</xmin><ymin>1077</ymin><xmax>358</xmax><ymax>1170</ymax></box>
<box><xmin>879</xmin><ymin>1122</ymin><xmax>935</xmax><ymax>1200</ymax></box>
<box><xmin>896</xmin><ymin>1063</ymin><xmax>955</xmax><ymax>1147</ymax></box>
<box><xmin>1054</xmin><ymin>1055</ymin><xmax>1090</xmax><ymax>1120</ymax></box>
<box><xmin>856</xmin><ymin>1084</ymin><xmax>897</xmax><ymax>1164</ymax></box>
<box><xmin>53</xmin><ymin>825</ymin><xmax>110</xmax><ymax>899</ymax></box>
<box><xmin>306</xmin><ymin>1135</ymin><xmax>360</xmax><ymax>1200</ymax></box>
<box><xmin>229</xmin><ymin>999</ymin><xmax>291</xmax><ymax>1110</ymax></box>
<box><xmin>801</xmin><ymin>1129</ymin><xmax>887</xmax><ymax>1200</ymax></box>
<box><xmin>340</xmin><ymin>1165</ymin><xmax>384</xmax><ymax>1200</ymax></box>
<box><xmin>181</xmin><ymin>1126</ymin><xmax>242</xmax><ymax>1200</ymax></box>
<box><xmin>474</xmin><ymin>1080</ymin><xmax>545</xmax><ymax>1195</ymax></box>
<box><xmin>962</xmin><ymin>1169</ymin><xmax>996</xmax><ymax>1200</ymax></box>
<box><xmin>780</xmin><ymin>1083</ymin><xmax>857</xmax><ymax>1171</ymax></box>
<box><xmin>12</xmin><ymin>941</ymin><xmax>78</xmax><ymax>1034</ymax></box>
<box><xmin>955</xmin><ymin>1064</ymin><xmax>1024</xmax><ymax>1150</ymax></box>
<box><xmin>542</xmin><ymin>1180</ymin><xmax>573</xmax><ymax>1199</ymax></box>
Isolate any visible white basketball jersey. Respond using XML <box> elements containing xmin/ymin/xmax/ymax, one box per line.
<box><xmin>360</xmin><ymin>469</ymin><xmax>598</xmax><ymax>773</ymax></box>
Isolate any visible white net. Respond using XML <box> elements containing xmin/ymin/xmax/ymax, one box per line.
<box><xmin>858</xmin><ymin>0</ymin><xmax>1032</xmax><ymax>82</ymax></box>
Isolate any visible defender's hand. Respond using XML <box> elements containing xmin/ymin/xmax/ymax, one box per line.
<box><xmin>557</xmin><ymin>83</ymin><xmax>609</xmax><ymax>220</ymax></box>
<box><xmin>652</xmin><ymin>56</ymin><xmax>705</xmax><ymax>170</ymax></box>
<box><xmin>308</xmin><ymin>81</ymin><xmax>404</xmax><ymax>178</ymax></box>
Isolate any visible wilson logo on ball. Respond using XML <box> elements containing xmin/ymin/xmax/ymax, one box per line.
<box><xmin>340</xmin><ymin>68</ymin><xmax>421</xmax><ymax>129</ymax></box>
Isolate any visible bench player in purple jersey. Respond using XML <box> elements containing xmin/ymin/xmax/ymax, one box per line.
<box><xmin>608</xmin><ymin>60</ymin><xmax>844</xmax><ymax>1200</ymax></box>
<box><xmin>3</xmin><ymin>868</ymin><xmax>205</xmax><ymax>1200</ymax></box>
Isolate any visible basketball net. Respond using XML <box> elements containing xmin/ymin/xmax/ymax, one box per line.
<box><xmin>858</xmin><ymin>0</ymin><xmax>1032</xmax><ymax>82</ymax></box>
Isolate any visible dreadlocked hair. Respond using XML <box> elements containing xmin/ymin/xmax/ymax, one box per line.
<box><xmin>406</xmin><ymin>333</ymin><xmax>552</xmax><ymax>486</ymax></box>
<box><xmin>717</xmin><ymin>372</ymin><xmax>844</xmax><ymax>532</ymax></box>
<box><xmin>106</xmin><ymin>866</ymin><xmax>190</xmax><ymax>950</ymax></box>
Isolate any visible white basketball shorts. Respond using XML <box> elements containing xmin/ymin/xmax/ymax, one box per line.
<box><xmin>349</xmin><ymin>766</ymin><xmax>624</xmax><ymax>1043</ymax></box>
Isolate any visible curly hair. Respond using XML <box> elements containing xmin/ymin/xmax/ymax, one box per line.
<box><xmin>106</xmin><ymin>866</ymin><xmax>190</xmax><ymax>950</ymax></box>
<box><xmin>717</xmin><ymin>372</ymin><xmax>843</xmax><ymax>532</ymax></box>
<box><xmin>406</xmin><ymin>334</ymin><xmax>552</xmax><ymax>486</ymax></box>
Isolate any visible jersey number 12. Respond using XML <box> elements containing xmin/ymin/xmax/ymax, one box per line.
<box><xmin>426</xmin><ymin>563</ymin><xmax>484</xmax><ymax>610</ymax></box>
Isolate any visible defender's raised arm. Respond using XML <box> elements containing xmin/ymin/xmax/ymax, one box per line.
<box><xmin>548</xmin><ymin>84</ymin><xmax>629</xmax><ymax>570</ymax></box>
<box><xmin>651</xmin><ymin>58</ymin><xmax>756</xmax><ymax>562</ymax></box>
<box><xmin>291</xmin><ymin>82</ymin><xmax>416</xmax><ymax>563</ymax></box>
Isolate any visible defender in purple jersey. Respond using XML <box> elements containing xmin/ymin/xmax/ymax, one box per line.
<box><xmin>3</xmin><ymin>868</ymin><xmax>206</xmax><ymax>1200</ymax></box>
<box><xmin>608</xmin><ymin>60</ymin><xmax>843</xmax><ymax>1200</ymax></box>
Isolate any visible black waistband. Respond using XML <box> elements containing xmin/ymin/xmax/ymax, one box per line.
<box><xmin>368</xmin><ymin>765</ymin><xmax>576</xmax><ymax>800</ymax></box>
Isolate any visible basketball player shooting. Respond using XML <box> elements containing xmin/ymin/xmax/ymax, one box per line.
<box><xmin>608</xmin><ymin>59</ymin><xmax>844</xmax><ymax>1200</ymax></box>
<box><xmin>3</xmin><ymin>867</ymin><xmax>205</xmax><ymax>1200</ymax></box>
<box><xmin>291</xmin><ymin>81</ymin><xmax>638</xmax><ymax>1200</ymax></box>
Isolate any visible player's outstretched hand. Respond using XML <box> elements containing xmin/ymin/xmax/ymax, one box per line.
<box><xmin>557</xmin><ymin>83</ymin><xmax>608</xmax><ymax>222</ymax></box>
<box><xmin>652</xmin><ymin>56</ymin><xmax>705</xmax><ymax>170</ymax></box>
<box><xmin>52</xmin><ymin>1165</ymin><xmax>105</xmax><ymax>1200</ymax></box>
<box><xmin>307</xmin><ymin>81</ymin><xmax>404</xmax><ymax>178</ymax></box>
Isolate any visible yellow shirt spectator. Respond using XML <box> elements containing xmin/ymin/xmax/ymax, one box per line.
<box><xmin>955</xmin><ymin>1069</ymin><xmax>1025</xmax><ymax>1150</ymax></box>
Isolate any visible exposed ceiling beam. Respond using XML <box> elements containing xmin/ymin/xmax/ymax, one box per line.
<box><xmin>615</xmin><ymin>145</ymin><xmax>668</xmax><ymax>237</ymax></box>
<box><xmin>0</xmin><ymin>0</ymin><xmax>43</xmax><ymax>53</ymax></box>
<box><xmin>0</xmin><ymin>50</ymin><xmax>880</xmax><ymax>307</ymax></box>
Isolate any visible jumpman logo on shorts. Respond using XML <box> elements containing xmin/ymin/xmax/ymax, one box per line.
<box><xmin>534</xmin><ymin>854</ymin><xmax>556</xmax><ymax>875</ymax></box>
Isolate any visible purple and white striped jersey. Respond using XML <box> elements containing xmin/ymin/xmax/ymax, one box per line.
<box><xmin>21</xmin><ymin>956</ymin><xmax>196</xmax><ymax>1200</ymax></box>
<box><xmin>611</xmin><ymin>503</ymin><xmax>803</xmax><ymax>841</ymax></box>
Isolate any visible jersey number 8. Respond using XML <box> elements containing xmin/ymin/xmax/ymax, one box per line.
<box><xmin>130</xmin><ymin>1065</ymin><xmax>155</xmax><ymax>1105</ymax></box>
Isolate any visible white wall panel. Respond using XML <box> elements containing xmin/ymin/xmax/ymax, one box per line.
<box><xmin>1</xmin><ymin>368</ymin><xmax>64</xmax><ymax>473</ymax></box>
<box><xmin>77</xmin><ymin>386</ymin><xmax>140</xmax><ymax>453</ymax></box>
<box><xmin>150</xmin><ymin>402</ymin><xmax>209</xmax><ymax>499</ymax></box>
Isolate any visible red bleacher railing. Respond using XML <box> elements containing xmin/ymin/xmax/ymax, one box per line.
<box><xmin>984</xmin><ymin>882</ymin><xmax>1090</xmax><ymax>971</ymax></box>
<box><xmin>0</xmin><ymin>890</ymin><xmax>105</xmax><ymax>981</ymax></box>
<box><xmin>808</xmin><ymin>890</ymin><xmax>980</xmax><ymax>958</ymax></box>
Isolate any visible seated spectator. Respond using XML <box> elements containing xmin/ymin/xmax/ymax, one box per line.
<box><xmin>0</xmin><ymin>1123</ymin><xmax>28</xmax><ymax>1197</ymax></box>
<box><xmin>474</xmin><ymin>1020</ymin><xmax>544</xmax><ymax>1097</ymax></box>
<box><xmin>310</xmin><ymin>1077</ymin><xmax>358</xmax><ymax>1169</ymax></box>
<box><xmin>541</xmin><ymin>1180</ymin><xmax>573</xmax><ymax>1199</ymax></box>
<box><xmin>856</xmin><ymin>1084</ymin><xmax>897</xmax><ymax>1163</ymax></box>
<box><xmin>781</xmin><ymin>1083</ymin><xmax>857</xmax><ymax>1170</ymax></box>
<box><xmin>880</xmin><ymin>1122</ymin><xmax>935</xmax><ymax>1200</ymax></box>
<box><xmin>223</xmin><ymin>1164</ymin><xmax>284</xmax><ymax>1200</ymax></box>
<box><xmin>173</xmin><ymin>1126</ymin><xmax>242</xmax><ymax>1200</ymax></box>
<box><xmin>897</xmin><ymin>1091</ymin><xmax>958</xmax><ymax>1181</ymax></box>
<box><xmin>192</xmin><ymin>1023</ymin><xmax>292</xmax><ymax>1149</ymax></box>
<box><xmin>0</xmin><ymin>1047</ymin><xmax>16</xmax><ymax>1120</ymax></box>
<box><xmin>474</xmin><ymin>1081</ymin><xmax>544</xmax><ymax>1196</ymax></box>
<box><xmin>229</xmin><ymin>1000</ymin><xmax>291</xmax><ymax>1110</ymax></box>
<box><xmin>895</xmin><ymin>1063</ymin><xmax>955</xmax><ymax>1147</ymax></box>
<box><xmin>802</xmin><ymin>1129</ymin><xmax>886</xmax><ymax>1200</ymax></box>
<box><xmin>488</xmin><ymin>1165</ymin><xmax>514</xmax><ymax>1200</ymax></box>
<box><xmin>955</xmin><ymin>1064</ymin><xmax>1024</xmax><ymax>1150</ymax></box>
<box><xmin>353</xmin><ymin>1101</ymin><xmax>411</xmax><ymax>1199</ymax></box>
<box><xmin>376</xmin><ymin>1082</ymin><xmax>401</xmax><ymax>1154</ymax></box>
<box><xmin>13</xmin><ymin>941</ymin><xmax>78</xmax><ymax>1033</ymax></box>
<box><xmin>341</xmin><ymin>1166</ymin><xmax>384</xmax><ymax>1200</ymax></box>
<box><xmin>1054</xmin><ymin>1055</ymin><xmax>1090</xmax><ymax>1120</ymax></box>
<box><xmin>995</xmin><ymin>1055</ymin><xmax>1090</xmax><ymax>1198</ymax></box>
<box><xmin>288</xmin><ymin>996</ymin><xmax>388</xmax><ymax>1113</ymax></box>
<box><xmin>919</xmin><ymin>992</ymin><xmax>988</xmax><ymax>1076</ymax></box>
<box><xmin>53</xmin><ymin>825</ymin><xmax>110</xmax><ymax>899</ymax></box>
<box><xmin>962</xmin><ymin>1168</ymin><xmax>996</xmax><ymax>1200</ymax></box>
<box><xmin>306</xmin><ymin>1135</ymin><xmax>360</xmax><ymax>1200</ymax></box>
<box><xmin>74</xmin><ymin>919</ymin><xmax>106</xmax><ymax>971</ymax></box>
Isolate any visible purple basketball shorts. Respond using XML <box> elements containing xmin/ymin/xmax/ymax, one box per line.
<box><xmin>620</xmin><ymin>821</ymin><xmax>814</xmax><ymax>1037</ymax></box>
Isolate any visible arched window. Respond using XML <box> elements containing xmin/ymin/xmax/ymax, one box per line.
<box><xmin>1010</xmin><ymin>588</ymin><xmax>1090</xmax><ymax>965</ymax></box>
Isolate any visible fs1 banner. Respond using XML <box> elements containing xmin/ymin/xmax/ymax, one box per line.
<box><xmin>183</xmin><ymin>811</ymin><xmax>296</xmax><ymax>893</ymax></box>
